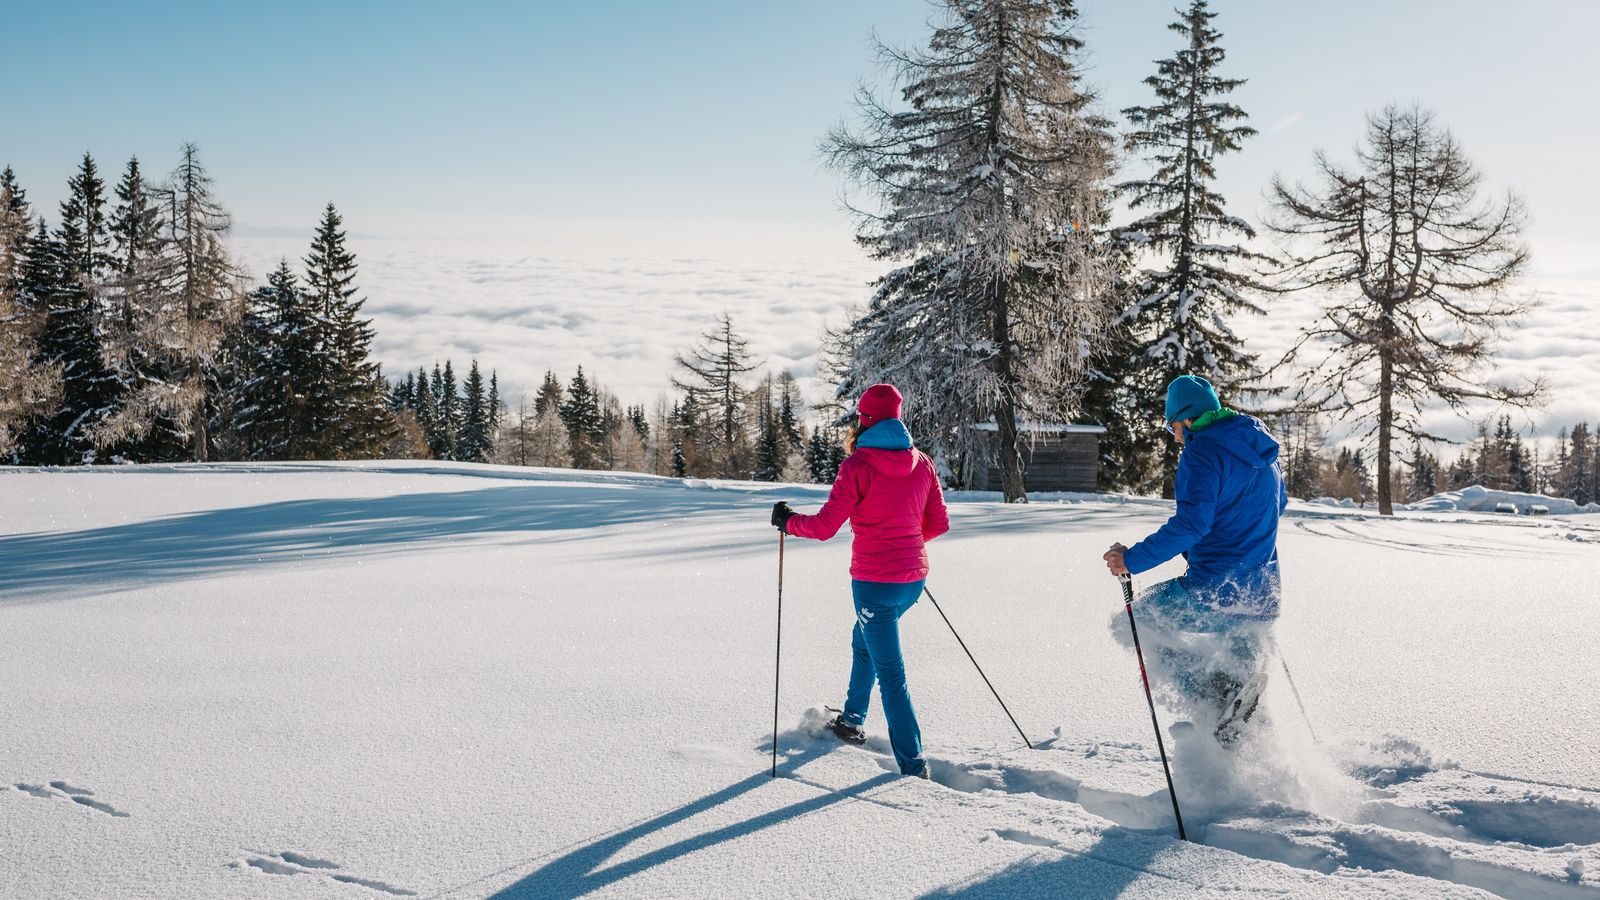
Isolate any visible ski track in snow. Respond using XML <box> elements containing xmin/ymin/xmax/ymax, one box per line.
<box><xmin>770</xmin><ymin>708</ymin><xmax>1600</xmax><ymax>900</ymax></box>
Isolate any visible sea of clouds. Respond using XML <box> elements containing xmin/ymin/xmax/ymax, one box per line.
<box><xmin>235</xmin><ymin>237</ymin><xmax>1598</xmax><ymax>447</ymax></box>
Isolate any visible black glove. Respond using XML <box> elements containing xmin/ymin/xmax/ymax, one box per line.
<box><xmin>771</xmin><ymin>501</ymin><xmax>795</xmax><ymax>533</ymax></box>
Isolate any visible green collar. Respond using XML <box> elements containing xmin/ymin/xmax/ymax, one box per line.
<box><xmin>1189</xmin><ymin>407</ymin><xmax>1239</xmax><ymax>433</ymax></box>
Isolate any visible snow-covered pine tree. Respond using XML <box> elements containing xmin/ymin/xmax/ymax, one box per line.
<box><xmin>151</xmin><ymin>144</ymin><xmax>240</xmax><ymax>461</ymax></box>
<box><xmin>302</xmin><ymin>203</ymin><xmax>392</xmax><ymax>459</ymax></box>
<box><xmin>0</xmin><ymin>174</ymin><xmax>60</xmax><ymax>457</ymax></box>
<box><xmin>457</xmin><ymin>360</ymin><xmax>490</xmax><ymax>462</ymax></box>
<box><xmin>824</xmin><ymin>0</ymin><xmax>1116</xmax><ymax>501</ymax></box>
<box><xmin>98</xmin><ymin>156</ymin><xmax>183</xmax><ymax>459</ymax></box>
<box><xmin>560</xmin><ymin>366</ymin><xmax>606</xmax><ymax>470</ymax></box>
<box><xmin>1268</xmin><ymin>106</ymin><xmax>1540</xmax><ymax>515</ymax></box>
<box><xmin>221</xmin><ymin>261</ymin><xmax>316</xmax><ymax>459</ymax></box>
<box><xmin>1</xmin><ymin>167</ymin><xmax>33</xmax><ymax>292</ymax></box>
<box><xmin>672</xmin><ymin>313</ymin><xmax>760</xmax><ymax>478</ymax></box>
<box><xmin>1112</xmin><ymin>0</ymin><xmax>1266</xmax><ymax>494</ymax></box>
<box><xmin>528</xmin><ymin>397</ymin><xmax>570</xmax><ymax>468</ymax></box>
<box><xmin>487</xmin><ymin>372</ymin><xmax>502</xmax><ymax>441</ymax></box>
<box><xmin>18</xmin><ymin>220</ymin><xmax>119</xmax><ymax>464</ymax></box>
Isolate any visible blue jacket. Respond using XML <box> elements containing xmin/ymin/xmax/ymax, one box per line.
<box><xmin>1124</xmin><ymin>414</ymin><xmax>1288</xmax><ymax>617</ymax></box>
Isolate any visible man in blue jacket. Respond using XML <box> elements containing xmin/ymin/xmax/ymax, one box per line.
<box><xmin>1103</xmin><ymin>375</ymin><xmax>1288</xmax><ymax>745</ymax></box>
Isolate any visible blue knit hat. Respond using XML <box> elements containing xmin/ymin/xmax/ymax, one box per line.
<box><xmin>1164</xmin><ymin>375</ymin><xmax>1221</xmax><ymax>423</ymax></box>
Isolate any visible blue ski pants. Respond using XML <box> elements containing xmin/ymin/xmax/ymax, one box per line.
<box><xmin>1139</xmin><ymin>577</ymin><xmax>1265</xmax><ymax>701</ymax></box>
<box><xmin>840</xmin><ymin>579</ymin><xmax>926</xmax><ymax>776</ymax></box>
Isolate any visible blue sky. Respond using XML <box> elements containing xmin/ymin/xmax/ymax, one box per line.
<box><xmin>7</xmin><ymin>1</ymin><xmax>1598</xmax><ymax>273</ymax></box>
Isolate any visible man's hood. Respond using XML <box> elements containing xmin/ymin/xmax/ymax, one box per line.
<box><xmin>1194</xmin><ymin>414</ymin><xmax>1280</xmax><ymax>469</ymax></box>
<box><xmin>854</xmin><ymin>419</ymin><xmax>917</xmax><ymax>476</ymax></box>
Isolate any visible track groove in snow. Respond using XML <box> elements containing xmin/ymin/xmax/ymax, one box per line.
<box><xmin>772</xmin><ymin>706</ymin><xmax>1600</xmax><ymax>899</ymax></box>
<box><xmin>10</xmin><ymin>780</ymin><xmax>129</xmax><ymax>816</ymax></box>
<box><xmin>239</xmin><ymin>852</ymin><xmax>415</xmax><ymax>896</ymax></box>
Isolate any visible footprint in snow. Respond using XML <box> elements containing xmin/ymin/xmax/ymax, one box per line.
<box><xmin>240</xmin><ymin>851</ymin><xmax>415</xmax><ymax>896</ymax></box>
<box><xmin>10</xmin><ymin>780</ymin><xmax>129</xmax><ymax>817</ymax></box>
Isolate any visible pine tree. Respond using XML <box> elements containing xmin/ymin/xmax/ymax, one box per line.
<box><xmin>753</xmin><ymin>376</ymin><xmax>782</xmax><ymax>482</ymax></box>
<box><xmin>153</xmin><ymin>143</ymin><xmax>240</xmax><ymax>461</ymax></box>
<box><xmin>413</xmin><ymin>365</ymin><xmax>438</xmax><ymax>457</ymax></box>
<box><xmin>457</xmin><ymin>359</ymin><xmax>490</xmax><ymax>462</ymax></box>
<box><xmin>302</xmin><ymin>203</ymin><xmax>393</xmax><ymax>459</ymax></box>
<box><xmin>487</xmin><ymin>372</ymin><xmax>502</xmax><ymax>439</ymax></box>
<box><xmin>1569</xmin><ymin>423</ymin><xmax>1593</xmax><ymax>506</ymax></box>
<box><xmin>1277</xmin><ymin>412</ymin><xmax>1326</xmax><ymax>500</ymax></box>
<box><xmin>806</xmin><ymin>428</ymin><xmax>842</xmax><ymax>483</ymax></box>
<box><xmin>425</xmin><ymin>363</ymin><xmax>452</xmax><ymax>459</ymax></box>
<box><xmin>18</xmin><ymin>220</ymin><xmax>119</xmax><ymax>463</ymax></box>
<box><xmin>560</xmin><ymin>366</ymin><xmax>606</xmax><ymax>470</ymax></box>
<box><xmin>1406</xmin><ymin>441</ymin><xmax>1439</xmax><ymax>502</ymax></box>
<box><xmin>824</xmin><ymin>0</ymin><xmax>1117</xmax><ymax>501</ymax></box>
<box><xmin>1269</xmin><ymin>107</ymin><xmax>1539</xmax><ymax>515</ymax></box>
<box><xmin>1114</xmin><ymin>0</ymin><xmax>1266</xmax><ymax>494</ymax></box>
<box><xmin>0</xmin><ymin>175</ymin><xmax>58</xmax><ymax>456</ymax></box>
<box><xmin>98</xmin><ymin>156</ymin><xmax>179</xmax><ymax>459</ymax></box>
<box><xmin>0</xmin><ymin>166</ymin><xmax>32</xmax><ymax>294</ymax></box>
<box><xmin>672</xmin><ymin>313</ymin><xmax>761</xmax><ymax>478</ymax></box>
<box><xmin>57</xmin><ymin>153</ymin><xmax>114</xmax><ymax>284</ymax></box>
<box><xmin>221</xmin><ymin>261</ymin><xmax>318</xmax><ymax>459</ymax></box>
<box><xmin>776</xmin><ymin>371</ymin><xmax>803</xmax><ymax>453</ymax></box>
<box><xmin>392</xmin><ymin>371</ymin><xmax>415</xmax><ymax>411</ymax></box>
<box><xmin>534</xmin><ymin>370</ymin><xmax>564</xmax><ymax>417</ymax></box>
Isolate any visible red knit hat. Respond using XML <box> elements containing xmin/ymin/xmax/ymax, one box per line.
<box><xmin>856</xmin><ymin>383</ymin><xmax>903</xmax><ymax>429</ymax></box>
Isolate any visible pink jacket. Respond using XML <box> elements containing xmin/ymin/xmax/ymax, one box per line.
<box><xmin>785</xmin><ymin>446</ymin><xmax>950</xmax><ymax>583</ymax></box>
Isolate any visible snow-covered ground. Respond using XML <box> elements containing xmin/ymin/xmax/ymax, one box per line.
<box><xmin>3</xmin><ymin>462</ymin><xmax>1598</xmax><ymax>898</ymax></box>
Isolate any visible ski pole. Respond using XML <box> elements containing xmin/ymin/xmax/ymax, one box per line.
<box><xmin>1279</xmin><ymin>655</ymin><xmax>1320</xmax><ymax>745</ymax></box>
<box><xmin>771</xmin><ymin>532</ymin><xmax>784</xmax><ymax>778</ymax></box>
<box><xmin>1119</xmin><ymin>573</ymin><xmax>1188</xmax><ymax>841</ymax></box>
<box><xmin>923</xmin><ymin>585</ymin><xmax>1033</xmax><ymax>751</ymax></box>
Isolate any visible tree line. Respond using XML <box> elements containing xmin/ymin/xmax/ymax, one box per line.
<box><xmin>0</xmin><ymin>146</ymin><xmax>847</xmax><ymax>480</ymax></box>
<box><xmin>484</xmin><ymin>313</ymin><xmax>847</xmax><ymax>484</ymax></box>
<box><xmin>0</xmin><ymin>147</ymin><xmax>404</xmax><ymax>464</ymax></box>
<box><xmin>1281</xmin><ymin>414</ymin><xmax>1600</xmax><ymax>508</ymax></box>
<box><xmin>822</xmin><ymin>0</ymin><xmax>1540</xmax><ymax>514</ymax></box>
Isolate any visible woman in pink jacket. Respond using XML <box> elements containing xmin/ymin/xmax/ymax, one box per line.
<box><xmin>770</xmin><ymin>383</ymin><xmax>949</xmax><ymax>778</ymax></box>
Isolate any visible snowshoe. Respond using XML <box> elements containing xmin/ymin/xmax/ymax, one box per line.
<box><xmin>1213</xmin><ymin>670</ymin><xmax>1268</xmax><ymax>748</ymax></box>
<box><xmin>824</xmin><ymin>707</ymin><xmax>866</xmax><ymax>745</ymax></box>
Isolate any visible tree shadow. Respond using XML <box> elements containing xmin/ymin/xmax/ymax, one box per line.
<box><xmin>0</xmin><ymin>483</ymin><xmax>766</xmax><ymax>603</ymax></box>
<box><xmin>486</xmin><ymin>744</ymin><xmax>897</xmax><ymax>898</ymax></box>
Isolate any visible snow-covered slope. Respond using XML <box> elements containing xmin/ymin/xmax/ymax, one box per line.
<box><xmin>2</xmin><ymin>462</ymin><xmax>1597</xmax><ymax>898</ymax></box>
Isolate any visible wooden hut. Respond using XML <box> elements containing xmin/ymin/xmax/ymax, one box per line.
<box><xmin>968</xmin><ymin>423</ymin><xmax>1105</xmax><ymax>493</ymax></box>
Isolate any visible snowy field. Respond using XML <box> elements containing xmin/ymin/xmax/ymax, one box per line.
<box><xmin>3</xmin><ymin>462</ymin><xmax>1599</xmax><ymax>898</ymax></box>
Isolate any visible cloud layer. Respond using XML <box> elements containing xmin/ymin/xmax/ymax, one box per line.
<box><xmin>236</xmin><ymin>237</ymin><xmax>1599</xmax><ymax>445</ymax></box>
